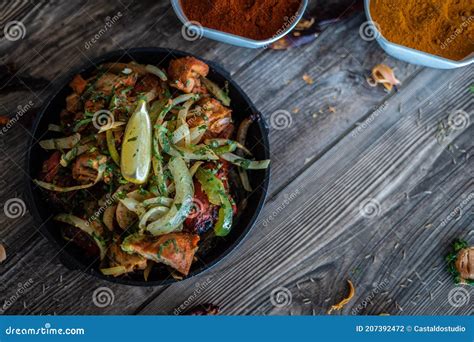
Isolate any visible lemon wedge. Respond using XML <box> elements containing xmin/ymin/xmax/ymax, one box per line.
<box><xmin>121</xmin><ymin>99</ymin><xmax>152</xmax><ymax>184</ymax></box>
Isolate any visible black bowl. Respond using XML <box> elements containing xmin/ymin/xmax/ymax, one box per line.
<box><xmin>26</xmin><ymin>47</ymin><xmax>270</xmax><ymax>286</ymax></box>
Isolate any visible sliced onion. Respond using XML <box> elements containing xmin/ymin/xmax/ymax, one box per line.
<box><xmin>145</xmin><ymin>64</ymin><xmax>168</xmax><ymax>81</ymax></box>
<box><xmin>146</xmin><ymin>157</ymin><xmax>194</xmax><ymax>236</ymax></box>
<box><xmin>189</xmin><ymin>161</ymin><xmax>203</xmax><ymax>176</ymax></box>
<box><xmin>172</xmin><ymin>120</ymin><xmax>191</xmax><ymax>147</ymax></box>
<box><xmin>210</xmin><ymin>117</ymin><xmax>231</xmax><ymax>133</ymax></box>
<box><xmin>98</xmin><ymin>121</ymin><xmax>125</xmax><ymax>133</ymax></box>
<box><xmin>39</xmin><ymin>133</ymin><xmax>81</xmax><ymax>150</ymax></box>
<box><xmin>158</xmin><ymin>124</ymin><xmax>218</xmax><ymax>160</ymax></box>
<box><xmin>236</xmin><ymin>118</ymin><xmax>254</xmax><ymax>192</ymax></box>
<box><xmin>142</xmin><ymin>196</ymin><xmax>173</xmax><ymax>208</ymax></box>
<box><xmin>34</xmin><ymin>164</ymin><xmax>105</xmax><ymax>192</ymax></box>
<box><xmin>106</xmin><ymin>130</ymin><xmax>120</xmax><ymax>166</ymax></box>
<box><xmin>60</xmin><ymin>144</ymin><xmax>93</xmax><ymax>167</ymax></box>
<box><xmin>201</xmin><ymin>77</ymin><xmax>231</xmax><ymax>106</ymax></box>
<box><xmin>237</xmin><ymin>118</ymin><xmax>252</xmax><ymax>146</ymax></box>
<box><xmin>172</xmin><ymin>94</ymin><xmax>200</xmax><ymax>106</ymax></box>
<box><xmin>238</xmin><ymin>168</ymin><xmax>252</xmax><ymax>192</ymax></box>
<box><xmin>54</xmin><ymin>213</ymin><xmax>107</xmax><ymax>260</ymax></box>
<box><xmin>189</xmin><ymin>125</ymin><xmax>207</xmax><ymax>145</ymax></box>
<box><xmin>220</xmin><ymin>152</ymin><xmax>270</xmax><ymax>170</ymax></box>
<box><xmin>119</xmin><ymin>197</ymin><xmax>146</xmax><ymax>217</ymax></box>
<box><xmin>177</xmin><ymin>99</ymin><xmax>195</xmax><ymax>124</ymax></box>
<box><xmin>139</xmin><ymin>206</ymin><xmax>169</xmax><ymax>230</ymax></box>
<box><xmin>204</xmin><ymin>138</ymin><xmax>252</xmax><ymax>156</ymax></box>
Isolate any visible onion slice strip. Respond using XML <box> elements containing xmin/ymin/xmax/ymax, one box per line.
<box><xmin>145</xmin><ymin>64</ymin><xmax>168</xmax><ymax>81</ymax></box>
<box><xmin>39</xmin><ymin>133</ymin><xmax>81</xmax><ymax>150</ymax></box>
<box><xmin>142</xmin><ymin>197</ymin><xmax>173</xmax><ymax>208</ymax></box>
<box><xmin>54</xmin><ymin>213</ymin><xmax>107</xmax><ymax>260</ymax></box>
<box><xmin>236</xmin><ymin>117</ymin><xmax>254</xmax><ymax>192</ymax></box>
<box><xmin>139</xmin><ymin>206</ymin><xmax>169</xmax><ymax>230</ymax></box>
<box><xmin>146</xmin><ymin>156</ymin><xmax>194</xmax><ymax>236</ymax></box>
<box><xmin>220</xmin><ymin>152</ymin><xmax>270</xmax><ymax>170</ymax></box>
<box><xmin>60</xmin><ymin>144</ymin><xmax>92</xmax><ymax>167</ymax></box>
<box><xmin>34</xmin><ymin>164</ymin><xmax>105</xmax><ymax>192</ymax></box>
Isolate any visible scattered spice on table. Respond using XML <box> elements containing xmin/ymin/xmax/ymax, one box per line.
<box><xmin>367</xmin><ymin>64</ymin><xmax>401</xmax><ymax>92</ymax></box>
<box><xmin>302</xmin><ymin>74</ymin><xmax>314</xmax><ymax>85</ymax></box>
<box><xmin>180</xmin><ymin>0</ymin><xmax>301</xmax><ymax>40</ymax></box>
<box><xmin>270</xmin><ymin>1</ymin><xmax>363</xmax><ymax>50</ymax></box>
<box><xmin>327</xmin><ymin>279</ymin><xmax>355</xmax><ymax>314</ymax></box>
<box><xmin>370</xmin><ymin>0</ymin><xmax>474</xmax><ymax>61</ymax></box>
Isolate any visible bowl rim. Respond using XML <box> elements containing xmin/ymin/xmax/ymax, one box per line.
<box><xmin>171</xmin><ymin>0</ymin><xmax>309</xmax><ymax>47</ymax></box>
<box><xmin>25</xmin><ymin>47</ymin><xmax>271</xmax><ymax>287</ymax></box>
<box><xmin>364</xmin><ymin>0</ymin><xmax>474</xmax><ymax>68</ymax></box>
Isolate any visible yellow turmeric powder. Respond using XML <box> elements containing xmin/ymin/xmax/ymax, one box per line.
<box><xmin>370</xmin><ymin>0</ymin><xmax>474</xmax><ymax>61</ymax></box>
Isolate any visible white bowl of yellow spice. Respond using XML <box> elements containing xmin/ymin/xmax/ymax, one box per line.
<box><xmin>365</xmin><ymin>0</ymin><xmax>474</xmax><ymax>69</ymax></box>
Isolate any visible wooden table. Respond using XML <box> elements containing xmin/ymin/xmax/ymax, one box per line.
<box><xmin>0</xmin><ymin>0</ymin><xmax>472</xmax><ymax>315</ymax></box>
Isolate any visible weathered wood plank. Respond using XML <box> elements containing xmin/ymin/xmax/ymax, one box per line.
<box><xmin>1</xmin><ymin>0</ymin><xmax>471</xmax><ymax>316</ymax></box>
<box><xmin>0</xmin><ymin>0</ymin><xmax>268</xmax><ymax>314</ymax></box>
<box><xmin>138</xmin><ymin>65</ymin><xmax>473</xmax><ymax>315</ymax></box>
<box><xmin>0</xmin><ymin>236</ymin><xmax>166</xmax><ymax>315</ymax></box>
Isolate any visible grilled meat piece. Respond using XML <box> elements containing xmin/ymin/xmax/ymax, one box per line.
<box><xmin>168</xmin><ymin>57</ymin><xmax>209</xmax><ymax>93</ymax></box>
<box><xmin>122</xmin><ymin>232</ymin><xmax>200</xmax><ymax>276</ymax></box>
<box><xmin>71</xmin><ymin>152</ymin><xmax>107</xmax><ymax>184</ymax></box>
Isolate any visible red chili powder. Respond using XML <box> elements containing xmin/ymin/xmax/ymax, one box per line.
<box><xmin>180</xmin><ymin>0</ymin><xmax>302</xmax><ymax>40</ymax></box>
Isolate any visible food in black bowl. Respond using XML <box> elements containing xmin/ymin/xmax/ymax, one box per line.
<box><xmin>27</xmin><ymin>48</ymin><xmax>270</xmax><ymax>286</ymax></box>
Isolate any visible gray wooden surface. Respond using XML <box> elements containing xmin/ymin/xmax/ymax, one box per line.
<box><xmin>0</xmin><ymin>0</ymin><xmax>472</xmax><ymax>315</ymax></box>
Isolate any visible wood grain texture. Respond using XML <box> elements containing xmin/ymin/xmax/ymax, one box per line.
<box><xmin>139</xmin><ymin>66</ymin><xmax>473</xmax><ymax>315</ymax></box>
<box><xmin>0</xmin><ymin>0</ymin><xmax>472</xmax><ymax>315</ymax></box>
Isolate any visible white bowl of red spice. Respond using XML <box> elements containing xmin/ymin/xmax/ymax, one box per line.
<box><xmin>365</xmin><ymin>0</ymin><xmax>474</xmax><ymax>69</ymax></box>
<box><xmin>171</xmin><ymin>0</ymin><xmax>308</xmax><ymax>48</ymax></box>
